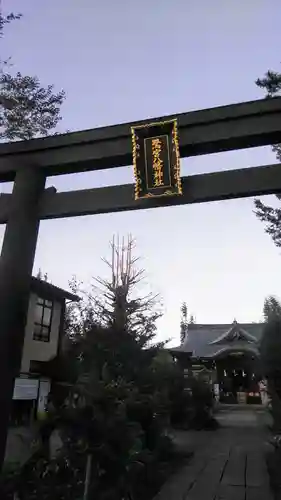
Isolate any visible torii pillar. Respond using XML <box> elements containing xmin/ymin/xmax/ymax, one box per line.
<box><xmin>0</xmin><ymin>166</ymin><xmax>45</xmax><ymax>469</ymax></box>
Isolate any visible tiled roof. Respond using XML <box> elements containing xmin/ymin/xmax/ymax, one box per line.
<box><xmin>171</xmin><ymin>322</ymin><xmax>264</xmax><ymax>359</ymax></box>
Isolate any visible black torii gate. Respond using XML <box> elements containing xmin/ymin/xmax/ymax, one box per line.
<box><xmin>0</xmin><ymin>96</ymin><xmax>281</xmax><ymax>468</ymax></box>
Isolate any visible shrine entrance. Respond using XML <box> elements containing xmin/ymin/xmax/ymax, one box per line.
<box><xmin>1</xmin><ymin>96</ymin><xmax>281</xmax><ymax>467</ymax></box>
<box><xmin>215</xmin><ymin>351</ymin><xmax>261</xmax><ymax>404</ymax></box>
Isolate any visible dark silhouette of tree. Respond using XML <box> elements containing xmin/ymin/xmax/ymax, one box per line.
<box><xmin>0</xmin><ymin>7</ymin><xmax>65</xmax><ymax>141</ymax></box>
<box><xmin>263</xmin><ymin>295</ymin><xmax>281</xmax><ymax>322</ymax></box>
<box><xmin>260</xmin><ymin>295</ymin><xmax>281</xmax><ymax>432</ymax></box>
<box><xmin>180</xmin><ymin>302</ymin><xmax>195</xmax><ymax>344</ymax></box>
<box><xmin>66</xmin><ymin>235</ymin><xmax>162</xmax><ymax>345</ymax></box>
<box><xmin>180</xmin><ymin>302</ymin><xmax>188</xmax><ymax>344</ymax></box>
<box><xmin>253</xmin><ymin>70</ymin><xmax>281</xmax><ymax>247</ymax></box>
<box><xmin>17</xmin><ymin>236</ymin><xmax>176</xmax><ymax>500</ymax></box>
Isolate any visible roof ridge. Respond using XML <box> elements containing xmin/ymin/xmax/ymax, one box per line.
<box><xmin>188</xmin><ymin>322</ymin><xmax>263</xmax><ymax>328</ymax></box>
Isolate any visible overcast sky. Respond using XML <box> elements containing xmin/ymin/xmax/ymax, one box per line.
<box><xmin>1</xmin><ymin>0</ymin><xmax>281</xmax><ymax>344</ymax></box>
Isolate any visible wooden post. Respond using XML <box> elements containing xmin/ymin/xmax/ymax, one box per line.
<box><xmin>83</xmin><ymin>454</ymin><xmax>92</xmax><ymax>500</ymax></box>
<box><xmin>0</xmin><ymin>166</ymin><xmax>45</xmax><ymax>471</ymax></box>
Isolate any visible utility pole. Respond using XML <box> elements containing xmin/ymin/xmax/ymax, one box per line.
<box><xmin>0</xmin><ymin>167</ymin><xmax>45</xmax><ymax>470</ymax></box>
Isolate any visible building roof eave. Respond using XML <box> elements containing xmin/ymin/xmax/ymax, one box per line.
<box><xmin>211</xmin><ymin>345</ymin><xmax>259</xmax><ymax>359</ymax></box>
<box><xmin>168</xmin><ymin>346</ymin><xmax>193</xmax><ymax>356</ymax></box>
<box><xmin>31</xmin><ymin>277</ymin><xmax>80</xmax><ymax>302</ymax></box>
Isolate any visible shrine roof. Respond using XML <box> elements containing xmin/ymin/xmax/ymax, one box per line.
<box><xmin>171</xmin><ymin>322</ymin><xmax>264</xmax><ymax>359</ymax></box>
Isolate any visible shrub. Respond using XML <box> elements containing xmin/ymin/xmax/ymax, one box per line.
<box><xmin>186</xmin><ymin>378</ymin><xmax>218</xmax><ymax>430</ymax></box>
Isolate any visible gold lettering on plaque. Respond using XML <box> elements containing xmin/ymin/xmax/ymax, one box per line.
<box><xmin>151</xmin><ymin>137</ymin><xmax>164</xmax><ymax>187</ymax></box>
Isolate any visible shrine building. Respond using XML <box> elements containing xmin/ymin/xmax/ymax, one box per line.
<box><xmin>170</xmin><ymin>320</ymin><xmax>264</xmax><ymax>404</ymax></box>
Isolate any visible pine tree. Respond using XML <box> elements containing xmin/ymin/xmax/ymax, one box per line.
<box><xmin>253</xmin><ymin>70</ymin><xmax>281</xmax><ymax>247</ymax></box>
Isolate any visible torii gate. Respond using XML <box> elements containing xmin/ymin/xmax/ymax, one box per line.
<box><xmin>0</xmin><ymin>96</ymin><xmax>281</xmax><ymax>467</ymax></box>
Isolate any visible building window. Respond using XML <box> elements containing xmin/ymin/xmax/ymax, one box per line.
<box><xmin>33</xmin><ymin>297</ymin><xmax>53</xmax><ymax>342</ymax></box>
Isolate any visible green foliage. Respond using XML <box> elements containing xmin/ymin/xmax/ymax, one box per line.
<box><xmin>185</xmin><ymin>378</ymin><xmax>217</xmax><ymax>430</ymax></box>
<box><xmin>35</xmin><ymin>327</ymin><xmax>176</xmax><ymax>499</ymax></box>
<box><xmin>3</xmin><ymin>326</ymin><xmax>179</xmax><ymax>499</ymax></box>
<box><xmin>260</xmin><ymin>321</ymin><xmax>281</xmax><ymax>377</ymax></box>
<box><xmin>261</xmin><ymin>296</ymin><xmax>281</xmax><ymax>377</ymax></box>
<box><xmin>260</xmin><ymin>296</ymin><xmax>281</xmax><ymax>432</ymax></box>
<box><xmin>263</xmin><ymin>296</ymin><xmax>281</xmax><ymax>322</ymax></box>
<box><xmin>5</xmin><ymin>239</ymin><xmax>207</xmax><ymax>498</ymax></box>
<box><xmin>0</xmin><ymin>10</ymin><xmax>65</xmax><ymax>141</ymax></box>
<box><xmin>0</xmin><ymin>73</ymin><xmax>65</xmax><ymax>140</ymax></box>
<box><xmin>254</xmin><ymin>69</ymin><xmax>281</xmax><ymax>246</ymax></box>
<box><xmin>254</xmin><ymin>197</ymin><xmax>281</xmax><ymax>248</ymax></box>
<box><xmin>0</xmin><ymin>11</ymin><xmax>22</xmax><ymax>38</ymax></box>
<box><xmin>13</xmin><ymin>239</ymin><xmax>181</xmax><ymax>499</ymax></box>
<box><xmin>256</xmin><ymin>70</ymin><xmax>281</xmax><ymax>99</ymax></box>
<box><xmin>179</xmin><ymin>302</ymin><xmax>195</xmax><ymax>344</ymax></box>
<box><xmin>180</xmin><ymin>302</ymin><xmax>188</xmax><ymax>344</ymax></box>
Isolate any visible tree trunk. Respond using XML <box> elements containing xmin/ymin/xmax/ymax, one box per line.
<box><xmin>83</xmin><ymin>453</ymin><xmax>92</xmax><ymax>500</ymax></box>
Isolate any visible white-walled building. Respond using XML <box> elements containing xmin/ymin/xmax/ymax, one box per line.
<box><xmin>11</xmin><ymin>277</ymin><xmax>79</xmax><ymax>424</ymax></box>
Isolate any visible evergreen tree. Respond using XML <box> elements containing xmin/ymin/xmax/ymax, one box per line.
<box><xmin>253</xmin><ymin>70</ymin><xmax>281</xmax><ymax>247</ymax></box>
<box><xmin>263</xmin><ymin>295</ymin><xmax>281</xmax><ymax>322</ymax></box>
<box><xmin>180</xmin><ymin>303</ymin><xmax>195</xmax><ymax>344</ymax></box>
<box><xmin>17</xmin><ymin>236</ymin><xmax>176</xmax><ymax>500</ymax></box>
<box><xmin>180</xmin><ymin>302</ymin><xmax>188</xmax><ymax>344</ymax></box>
<box><xmin>65</xmin><ymin>236</ymin><xmax>162</xmax><ymax>344</ymax></box>
<box><xmin>260</xmin><ymin>295</ymin><xmax>281</xmax><ymax>432</ymax></box>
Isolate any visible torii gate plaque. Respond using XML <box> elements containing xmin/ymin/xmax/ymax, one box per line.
<box><xmin>0</xmin><ymin>97</ymin><xmax>281</xmax><ymax>469</ymax></box>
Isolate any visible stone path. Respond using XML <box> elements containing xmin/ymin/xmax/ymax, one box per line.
<box><xmin>155</xmin><ymin>407</ymin><xmax>273</xmax><ymax>500</ymax></box>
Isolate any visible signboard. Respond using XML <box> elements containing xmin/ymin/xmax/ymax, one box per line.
<box><xmin>131</xmin><ymin>118</ymin><xmax>182</xmax><ymax>200</ymax></box>
<box><xmin>13</xmin><ymin>377</ymin><xmax>39</xmax><ymax>400</ymax></box>
<box><xmin>37</xmin><ymin>379</ymin><xmax>51</xmax><ymax>419</ymax></box>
